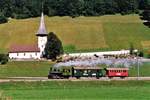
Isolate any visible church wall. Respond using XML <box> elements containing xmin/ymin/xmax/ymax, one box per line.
<box><xmin>9</xmin><ymin>52</ymin><xmax>41</xmax><ymax>59</ymax></box>
<box><xmin>38</xmin><ymin>36</ymin><xmax>47</xmax><ymax>55</ymax></box>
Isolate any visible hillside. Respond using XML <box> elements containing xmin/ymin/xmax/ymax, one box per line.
<box><xmin>0</xmin><ymin>14</ymin><xmax>150</xmax><ymax>53</ymax></box>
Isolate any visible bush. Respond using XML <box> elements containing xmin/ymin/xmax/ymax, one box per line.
<box><xmin>0</xmin><ymin>14</ymin><xmax>8</xmax><ymax>24</ymax></box>
<box><xmin>0</xmin><ymin>54</ymin><xmax>8</xmax><ymax>64</ymax></box>
<box><xmin>137</xmin><ymin>51</ymin><xmax>144</xmax><ymax>57</ymax></box>
<box><xmin>147</xmin><ymin>54</ymin><xmax>150</xmax><ymax>58</ymax></box>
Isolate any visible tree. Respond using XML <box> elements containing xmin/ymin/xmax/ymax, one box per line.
<box><xmin>129</xmin><ymin>43</ymin><xmax>134</xmax><ymax>55</ymax></box>
<box><xmin>44</xmin><ymin>32</ymin><xmax>64</xmax><ymax>60</ymax></box>
<box><xmin>140</xmin><ymin>2</ymin><xmax>150</xmax><ymax>27</ymax></box>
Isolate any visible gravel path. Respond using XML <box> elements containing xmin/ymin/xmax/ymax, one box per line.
<box><xmin>0</xmin><ymin>77</ymin><xmax>149</xmax><ymax>82</ymax></box>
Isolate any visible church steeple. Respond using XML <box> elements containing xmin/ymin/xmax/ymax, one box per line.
<box><xmin>36</xmin><ymin>11</ymin><xmax>48</xmax><ymax>57</ymax></box>
<box><xmin>36</xmin><ymin>12</ymin><xmax>47</xmax><ymax>36</ymax></box>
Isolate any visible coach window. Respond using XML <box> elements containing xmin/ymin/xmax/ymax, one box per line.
<box><xmin>74</xmin><ymin>70</ymin><xmax>77</xmax><ymax>73</ymax></box>
<box><xmin>68</xmin><ymin>69</ymin><xmax>70</xmax><ymax>72</ymax></box>
<box><xmin>84</xmin><ymin>70</ymin><xmax>87</xmax><ymax>74</ymax></box>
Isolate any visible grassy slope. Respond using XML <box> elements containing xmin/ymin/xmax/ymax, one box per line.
<box><xmin>0</xmin><ymin>15</ymin><xmax>150</xmax><ymax>53</ymax></box>
<box><xmin>0</xmin><ymin>81</ymin><xmax>150</xmax><ymax>100</ymax></box>
<box><xmin>0</xmin><ymin>61</ymin><xmax>53</xmax><ymax>78</ymax></box>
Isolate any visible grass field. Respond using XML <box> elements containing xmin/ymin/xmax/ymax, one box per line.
<box><xmin>0</xmin><ymin>61</ymin><xmax>149</xmax><ymax>78</ymax></box>
<box><xmin>129</xmin><ymin>62</ymin><xmax>150</xmax><ymax>77</ymax></box>
<box><xmin>0</xmin><ymin>81</ymin><xmax>150</xmax><ymax>100</ymax></box>
<box><xmin>0</xmin><ymin>14</ymin><xmax>150</xmax><ymax>53</ymax></box>
<box><xmin>0</xmin><ymin>61</ymin><xmax>53</xmax><ymax>78</ymax></box>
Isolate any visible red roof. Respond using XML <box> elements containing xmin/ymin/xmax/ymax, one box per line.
<box><xmin>106</xmin><ymin>68</ymin><xmax>129</xmax><ymax>70</ymax></box>
<box><xmin>9</xmin><ymin>44</ymin><xmax>40</xmax><ymax>53</ymax></box>
<box><xmin>74</xmin><ymin>67</ymin><xmax>102</xmax><ymax>70</ymax></box>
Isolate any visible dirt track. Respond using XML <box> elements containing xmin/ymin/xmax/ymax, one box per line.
<box><xmin>0</xmin><ymin>77</ymin><xmax>150</xmax><ymax>82</ymax></box>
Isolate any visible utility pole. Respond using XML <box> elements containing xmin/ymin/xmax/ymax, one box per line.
<box><xmin>137</xmin><ymin>57</ymin><xmax>140</xmax><ymax>80</ymax></box>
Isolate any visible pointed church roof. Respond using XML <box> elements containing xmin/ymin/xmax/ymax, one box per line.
<box><xmin>36</xmin><ymin>12</ymin><xmax>47</xmax><ymax>36</ymax></box>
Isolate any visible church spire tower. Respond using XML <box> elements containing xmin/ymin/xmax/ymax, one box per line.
<box><xmin>36</xmin><ymin>12</ymin><xmax>47</xmax><ymax>36</ymax></box>
<box><xmin>36</xmin><ymin>12</ymin><xmax>48</xmax><ymax>56</ymax></box>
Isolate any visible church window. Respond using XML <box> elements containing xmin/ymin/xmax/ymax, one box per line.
<box><xmin>35</xmin><ymin>53</ymin><xmax>37</xmax><ymax>56</ymax></box>
<box><xmin>17</xmin><ymin>53</ymin><xmax>19</xmax><ymax>56</ymax></box>
<box><xmin>24</xmin><ymin>53</ymin><xmax>26</xmax><ymax>56</ymax></box>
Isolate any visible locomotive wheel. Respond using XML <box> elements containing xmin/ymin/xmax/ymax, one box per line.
<box><xmin>120</xmin><ymin>76</ymin><xmax>125</xmax><ymax>79</ymax></box>
<box><xmin>96</xmin><ymin>77</ymin><xmax>99</xmax><ymax>79</ymax></box>
<box><xmin>108</xmin><ymin>77</ymin><xmax>113</xmax><ymax>79</ymax></box>
<box><xmin>63</xmin><ymin>76</ymin><xmax>70</xmax><ymax>79</ymax></box>
<box><xmin>76</xmin><ymin>76</ymin><xmax>80</xmax><ymax>79</ymax></box>
<box><xmin>53</xmin><ymin>75</ymin><xmax>60</xmax><ymax>79</ymax></box>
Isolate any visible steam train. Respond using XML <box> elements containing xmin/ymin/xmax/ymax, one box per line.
<box><xmin>48</xmin><ymin>66</ymin><xmax>129</xmax><ymax>79</ymax></box>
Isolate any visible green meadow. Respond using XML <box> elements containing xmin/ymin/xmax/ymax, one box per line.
<box><xmin>0</xmin><ymin>81</ymin><xmax>150</xmax><ymax>100</ymax></box>
<box><xmin>0</xmin><ymin>61</ymin><xmax>52</xmax><ymax>78</ymax></box>
<box><xmin>0</xmin><ymin>14</ymin><xmax>150</xmax><ymax>53</ymax></box>
<box><xmin>0</xmin><ymin>61</ymin><xmax>149</xmax><ymax>78</ymax></box>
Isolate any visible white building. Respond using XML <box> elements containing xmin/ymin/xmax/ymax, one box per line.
<box><xmin>66</xmin><ymin>50</ymin><xmax>131</xmax><ymax>57</ymax></box>
<box><xmin>9</xmin><ymin>12</ymin><xmax>48</xmax><ymax>60</ymax></box>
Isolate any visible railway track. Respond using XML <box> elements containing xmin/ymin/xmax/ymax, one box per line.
<box><xmin>0</xmin><ymin>77</ymin><xmax>150</xmax><ymax>82</ymax></box>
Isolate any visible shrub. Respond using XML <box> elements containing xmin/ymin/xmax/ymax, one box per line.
<box><xmin>147</xmin><ymin>53</ymin><xmax>150</xmax><ymax>58</ymax></box>
<box><xmin>0</xmin><ymin>54</ymin><xmax>8</xmax><ymax>64</ymax></box>
<box><xmin>137</xmin><ymin>51</ymin><xmax>144</xmax><ymax>57</ymax></box>
<box><xmin>0</xmin><ymin>14</ymin><xmax>8</xmax><ymax>24</ymax></box>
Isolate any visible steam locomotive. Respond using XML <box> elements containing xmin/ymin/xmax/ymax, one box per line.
<box><xmin>48</xmin><ymin>66</ymin><xmax>129</xmax><ymax>79</ymax></box>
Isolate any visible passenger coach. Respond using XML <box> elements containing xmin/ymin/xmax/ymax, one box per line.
<box><xmin>105</xmin><ymin>68</ymin><xmax>129</xmax><ymax>78</ymax></box>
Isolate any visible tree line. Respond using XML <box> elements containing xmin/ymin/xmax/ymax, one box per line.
<box><xmin>0</xmin><ymin>0</ymin><xmax>149</xmax><ymax>19</ymax></box>
<box><xmin>140</xmin><ymin>0</ymin><xmax>150</xmax><ymax>27</ymax></box>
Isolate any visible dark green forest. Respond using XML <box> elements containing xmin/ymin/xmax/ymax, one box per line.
<box><xmin>0</xmin><ymin>0</ymin><xmax>149</xmax><ymax>20</ymax></box>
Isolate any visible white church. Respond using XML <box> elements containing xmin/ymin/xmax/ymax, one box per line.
<box><xmin>9</xmin><ymin>12</ymin><xmax>48</xmax><ymax>60</ymax></box>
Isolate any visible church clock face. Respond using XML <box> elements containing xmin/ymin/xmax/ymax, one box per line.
<box><xmin>41</xmin><ymin>39</ymin><xmax>43</xmax><ymax>43</ymax></box>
